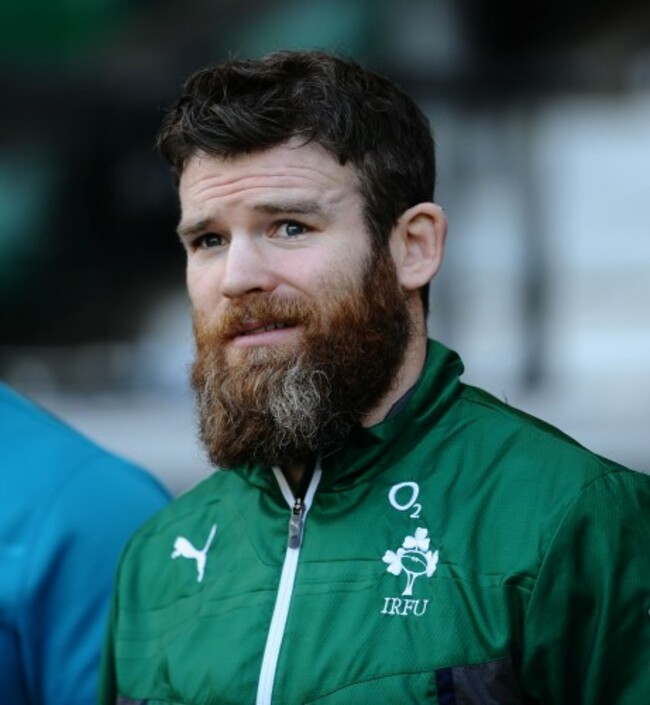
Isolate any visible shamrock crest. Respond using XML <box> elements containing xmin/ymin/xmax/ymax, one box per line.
<box><xmin>382</xmin><ymin>527</ymin><xmax>439</xmax><ymax>596</ymax></box>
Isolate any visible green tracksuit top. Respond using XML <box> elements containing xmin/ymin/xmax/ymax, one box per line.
<box><xmin>100</xmin><ymin>341</ymin><xmax>650</xmax><ymax>704</ymax></box>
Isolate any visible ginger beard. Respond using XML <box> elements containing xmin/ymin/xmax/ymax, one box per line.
<box><xmin>191</xmin><ymin>249</ymin><xmax>413</xmax><ymax>469</ymax></box>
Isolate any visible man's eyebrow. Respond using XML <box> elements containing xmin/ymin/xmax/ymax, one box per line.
<box><xmin>252</xmin><ymin>199</ymin><xmax>329</xmax><ymax>217</ymax></box>
<box><xmin>177</xmin><ymin>200</ymin><xmax>328</xmax><ymax>239</ymax></box>
<box><xmin>177</xmin><ymin>218</ymin><xmax>211</xmax><ymax>240</ymax></box>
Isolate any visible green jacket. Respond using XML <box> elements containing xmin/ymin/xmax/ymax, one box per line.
<box><xmin>100</xmin><ymin>341</ymin><xmax>650</xmax><ymax>704</ymax></box>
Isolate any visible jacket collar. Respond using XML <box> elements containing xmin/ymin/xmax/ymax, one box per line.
<box><xmin>318</xmin><ymin>339</ymin><xmax>463</xmax><ymax>490</ymax></box>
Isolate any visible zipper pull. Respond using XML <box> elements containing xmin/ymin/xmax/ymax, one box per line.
<box><xmin>288</xmin><ymin>497</ymin><xmax>304</xmax><ymax>549</ymax></box>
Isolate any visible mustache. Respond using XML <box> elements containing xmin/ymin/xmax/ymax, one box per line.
<box><xmin>195</xmin><ymin>295</ymin><xmax>314</xmax><ymax>344</ymax></box>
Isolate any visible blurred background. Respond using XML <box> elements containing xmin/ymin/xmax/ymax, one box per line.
<box><xmin>1</xmin><ymin>0</ymin><xmax>649</xmax><ymax>494</ymax></box>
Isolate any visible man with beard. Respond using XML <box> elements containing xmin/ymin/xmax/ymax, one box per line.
<box><xmin>100</xmin><ymin>51</ymin><xmax>650</xmax><ymax>705</ymax></box>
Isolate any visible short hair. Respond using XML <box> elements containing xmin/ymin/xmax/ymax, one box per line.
<box><xmin>157</xmin><ymin>50</ymin><xmax>436</xmax><ymax>307</ymax></box>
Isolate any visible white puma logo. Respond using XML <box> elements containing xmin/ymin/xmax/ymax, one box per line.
<box><xmin>171</xmin><ymin>524</ymin><xmax>217</xmax><ymax>583</ymax></box>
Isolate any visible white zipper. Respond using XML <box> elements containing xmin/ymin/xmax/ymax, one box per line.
<box><xmin>255</xmin><ymin>462</ymin><xmax>322</xmax><ymax>705</ymax></box>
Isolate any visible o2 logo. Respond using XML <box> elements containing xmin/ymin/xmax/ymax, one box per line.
<box><xmin>388</xmin><ymin>482</ymin><xmax>422</xmax><ymax>518</ymax></box>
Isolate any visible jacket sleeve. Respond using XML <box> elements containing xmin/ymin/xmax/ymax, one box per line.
<box><xmin>521</xmin><ymin>468</ymin><xmax>650</xmax><ymax>704</ymax></box>
<box><xmin>26</xmin><ymin>452</ymin><xmax>170</xmax><ymax>705</ymax></box>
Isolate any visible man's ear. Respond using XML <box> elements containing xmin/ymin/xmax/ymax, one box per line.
<box><xmin>389</xmin><ymin>203</ymin><xmax>447</xmax><ymax>292</ymax></box>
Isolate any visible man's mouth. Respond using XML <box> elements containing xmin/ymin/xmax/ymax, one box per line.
<box><xmin>226</xmin><ymin>320</ymin><xmax>299</xmax><ymax>347</ymax></box>
<box><xmin>238</xmin><ymin>322</ymin><xmax>292</xmax><ymax>336</ymax></box>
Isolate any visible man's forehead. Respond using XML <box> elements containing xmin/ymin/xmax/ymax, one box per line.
<box><xmin>180</xmin><ymin>141</ymin><xmax>356</xmax><ymax>192</ymax></box>
<box><xmin>178</xmin><ymin>144</ymin><xmax>361</xmax><ymax>221</ymax></box>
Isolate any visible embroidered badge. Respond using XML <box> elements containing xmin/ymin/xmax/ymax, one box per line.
<box><xmin>382</xmin><ymin>527</ymin><xmax>439</xmax><ymax>596</ymax></box>
<box><xmin>171</xmin><ymin>524</ymin><xmax>217</xmax><ymax>583</ymax></box>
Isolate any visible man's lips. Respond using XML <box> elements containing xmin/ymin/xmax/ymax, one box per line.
<box><xmin>235</xmin><ymin>321</ymin><xmax>292</xmax><ymax>337</ymax></box>
<box><xmin>227</xmin><ymin>320</ymin><xmax>299</xmax><ymax>346</ymax></box>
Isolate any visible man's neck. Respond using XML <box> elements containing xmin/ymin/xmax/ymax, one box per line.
<box><xmin>282</xmin><ymin>458</ymin><xmax>316</xmax><ymax>497</ymax></box>
<box><xmin>360</xmin><ymin>326</ymin><xmax>428</xmax><ymax>428</ymax></box>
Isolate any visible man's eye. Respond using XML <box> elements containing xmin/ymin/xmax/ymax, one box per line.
<box><xmin>196</xmin><ymin>233</ymin><xmax>226</xmax><ymax>249</ymax></box>
<box><xmin>278</xmin><ymin>221</ymin><xmax>307</xmax><ymax>238</ymax></box>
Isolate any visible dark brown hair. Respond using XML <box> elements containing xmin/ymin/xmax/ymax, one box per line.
<box><xmin>158</xmin><ymin>51</ymin><xmax>435</xmax><ymax>239</ymax></box>
<box><xmin>157</xmin><ymin>50</ymin><xmax>436</xmax><ymax>305</ymax></box>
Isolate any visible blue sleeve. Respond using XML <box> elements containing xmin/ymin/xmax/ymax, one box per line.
<box><xmin>19</xmin><ymin>452</ymin><xmax>170</xmax><ymax>705</ymax></box>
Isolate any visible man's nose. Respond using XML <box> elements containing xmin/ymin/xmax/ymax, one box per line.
<box><xmin>220</xmin><ymin>235</ymin><xmax>276</xmax><ymax>298</ymax></box>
